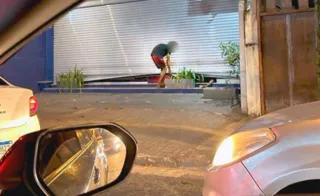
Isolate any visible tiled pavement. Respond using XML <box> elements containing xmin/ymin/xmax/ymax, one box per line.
<box><xmin>37</xmin><ymin>93</ymin><xmax>247</xmax><ymax>195</ymax></box>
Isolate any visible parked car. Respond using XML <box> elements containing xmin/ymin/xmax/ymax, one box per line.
<box><xmin>203</xmin><ymin>101</ymin><xmax>320</xmax><ymax>196</ymax></box>
<box><xmin>95</xmin><ymin>128</ymin><xmax>124</xmax><ymax>154</ymax></box>
<box><xmin>0</xmin><ymin>76</ymin><xmax>40</xmax><ymax>158</ymax></box>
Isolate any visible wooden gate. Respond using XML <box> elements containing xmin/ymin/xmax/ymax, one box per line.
<box><xmin>261</xmin><ymin>0</ymin><xmax>318</xmax><ymax>112</ymax></box>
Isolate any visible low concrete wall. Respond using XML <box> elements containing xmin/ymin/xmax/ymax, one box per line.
<box><xmin>203</xmin><ymin>87</ymin><xmax>236</xmax><ymax>99</ymax></box>
<box><xmin>166</xmin><ymin>79</ymin><xmax>195</xmax><ymax>89</ymax></box>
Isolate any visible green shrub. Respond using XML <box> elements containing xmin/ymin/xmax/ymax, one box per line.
<box><xmin>220</xmin><ymin>42</ymin><xmax>240</xmax><ymax>78</ymax></box>
<box><xmin>171</xmin><ymin>67</ymin><xmax>204</xmax><ymax>83</ymax></box>
<box><xmin>56</xmin><ymin>65</ymin><xmax>84</xmax><ymax>93</ymax></box>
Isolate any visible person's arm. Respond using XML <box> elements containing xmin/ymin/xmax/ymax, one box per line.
<box><xmin>166</xmin><ymin>54</ymin><xmax>172</xmax><ymax>76</ymax></box>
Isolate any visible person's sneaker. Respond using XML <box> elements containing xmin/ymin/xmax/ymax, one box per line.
<box><xmin>157</xmin><ymin>83</ymin><xmax>166</xmax><ymax>88</ymax></box>
<box><xmin>160</xmin><ymin>83</ymin><xmax>166</xmax><ymax>88</ymax></box>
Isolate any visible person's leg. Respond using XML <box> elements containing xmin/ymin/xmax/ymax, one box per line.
<box><xmin>160</xmin><ymin>66</ymin><xmax>167</xmax><ymax>87</ymax></box>
<box><xmin>158</xmin><ymin>66</ymin><xmax>167</xmax><ymax>88</ymax></box>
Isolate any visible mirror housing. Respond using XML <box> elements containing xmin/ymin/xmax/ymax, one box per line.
<box><xmin>0</xmin><ymin>123</ymin><xmax>137</xmax><ymax>196</ymax></box>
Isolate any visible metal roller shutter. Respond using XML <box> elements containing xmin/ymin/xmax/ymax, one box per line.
<box><xmin>54</xmin><ymin>0</ymin><xmax>239</xmax><ymax>81</ymax></box>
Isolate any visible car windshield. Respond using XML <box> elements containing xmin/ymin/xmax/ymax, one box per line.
<box><xmin>1</xmin><ymin>0</ymin><xmax>320</xmax><ymax>195</ymax></box>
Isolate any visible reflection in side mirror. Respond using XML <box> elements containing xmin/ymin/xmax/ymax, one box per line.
<box><xmin>34</xmin><ymin>124</ymin><xmax>136</xmax><ymax>196</ymax></box>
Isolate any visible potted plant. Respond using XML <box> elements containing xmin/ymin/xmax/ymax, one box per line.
<box><xmin>166</xmin><ymin>67</ymin><xmax>204</xmax><ymax>89</ymax></box>
<box><xmin>56</xmin><ymin>65</ymin><xmax>85</xmax><ymax>93</ymax></box>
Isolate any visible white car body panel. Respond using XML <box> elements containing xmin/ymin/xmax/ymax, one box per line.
<box><xmin>0</xmin><ymin>76</ymin><xmax>40</xmax><ymax>157</ymax></box>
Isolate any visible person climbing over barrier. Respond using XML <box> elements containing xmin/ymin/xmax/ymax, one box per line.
<box><xmin>151</xmin><ymin>41</ymin><xmax>179</xmax><ymax>88</ymax></box>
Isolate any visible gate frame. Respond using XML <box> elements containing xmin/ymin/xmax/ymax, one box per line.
<box><xmin>240</xmin><ymin>0</ymin><xmax>317</xmax><ymax>116</ymax></box>
<box><xmin>239</xmin><ymin>0</ymin><xmax>265</xmax><ymax>116</ymax></box>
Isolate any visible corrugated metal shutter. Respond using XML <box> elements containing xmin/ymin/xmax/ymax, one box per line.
<box><xmin>54</xmin><ymin>0</ymin><xmax>239</xmax><ymax>81</ymax></box>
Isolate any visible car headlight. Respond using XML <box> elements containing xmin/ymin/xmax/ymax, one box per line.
<box><xmin>213</xmin><ymin>128</ymin><xmax>276</xmax><ymax>167</ymax></box>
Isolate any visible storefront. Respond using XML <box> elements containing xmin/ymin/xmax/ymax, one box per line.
<box><xmin>53</xmin><ymin>0</ymin><xmax>239</xmax><ymax>81</ymax></box>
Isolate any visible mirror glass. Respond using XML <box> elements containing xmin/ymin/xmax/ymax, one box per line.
<box><xmin>37</xmin><ymin>128</ymin><xmax>126</xmax><ymax>196</ymax></box>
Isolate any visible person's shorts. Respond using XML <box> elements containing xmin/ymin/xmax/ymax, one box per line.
<box><xmin>151</xmin><ymin>55</ymin><xmax>166</xmax><ymax>69</ymax></box>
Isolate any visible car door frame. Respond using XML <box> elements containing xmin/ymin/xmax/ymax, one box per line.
<box><xmin>0</xmin><ymin>0</ymin><xmax>85</xmax><ymax>65</ymax></box>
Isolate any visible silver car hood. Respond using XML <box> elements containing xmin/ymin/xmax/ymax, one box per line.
<box><xmin>236</xmin><ymin>101</ymin><xmax>320</xmax><ymax>133</ymax></box>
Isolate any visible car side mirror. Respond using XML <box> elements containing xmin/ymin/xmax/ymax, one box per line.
<box><xmin>0</xmin><ymin>123</ymin><xmax>137</xmax><ymax>196</ymax></box>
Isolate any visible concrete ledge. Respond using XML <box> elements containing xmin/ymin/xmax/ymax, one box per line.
<box><xmin>85</xmin><ymin>84</ymin><xmax>157</xmax><ymax>88</ymax></box>
<box><xmin>203</xmin><ymin>88</ymin><xmax>236</xmax><ymax>99</ymax></box>
<box><xmin>216</xmin><ymin>79</ymin><xmax>240</xmax><ymax>84</ymax></box>
<box><xmin>166</xmin><ymin>79</ymin><xmax>195</xmax><ymax>89</ymax></box>
<box><xmin>50</xmin><ymin>83</ymin><xmax>240</xmax><ymax>88</ymax></box>
<box><xmin>43</xmin><ymin>88</ymin><xmax>203</xmax><ymax>94</ymax></box>
<box><xmin>51</xmin><ymin>84</ymin><xmax>157</xmax><ymax>88</ymax></box>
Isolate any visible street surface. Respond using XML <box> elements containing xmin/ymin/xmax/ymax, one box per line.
<box><xmin>37</xmin><ymin>93</ymin><xmax>248</xmax><ymax>196</ymax></box>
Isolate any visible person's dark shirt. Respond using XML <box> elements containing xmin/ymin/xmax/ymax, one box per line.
<box><xmin>151</xmin><ymin>44</ymin><xmax>171</xmax><ymax>57</ymax></box>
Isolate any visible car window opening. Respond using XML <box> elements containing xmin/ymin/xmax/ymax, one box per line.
<box><xmin>0</xmin><ymin>78</ymin><xmax>8</xmax><ymax>86</ymax></box>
